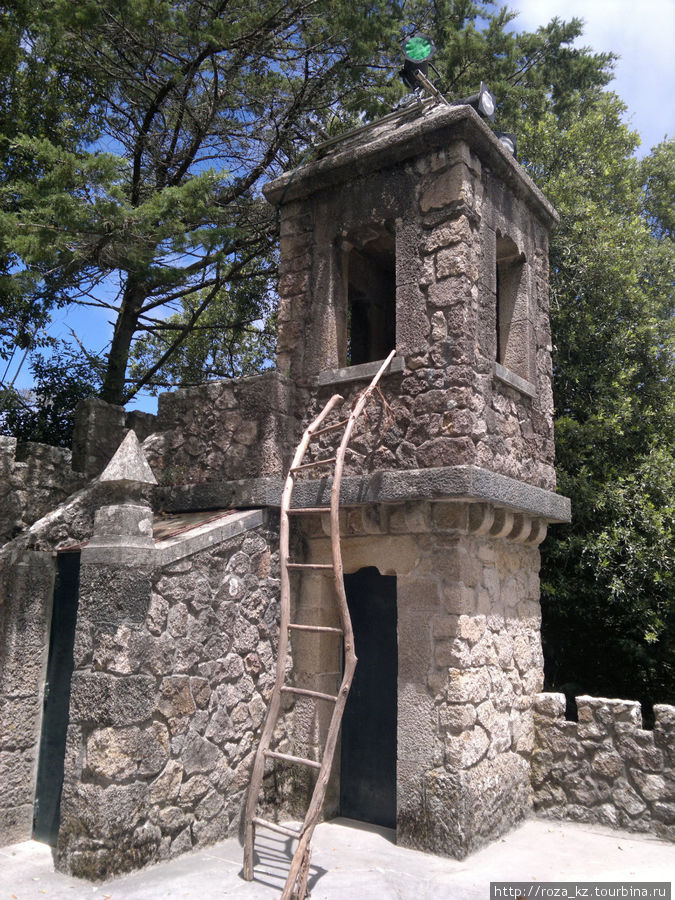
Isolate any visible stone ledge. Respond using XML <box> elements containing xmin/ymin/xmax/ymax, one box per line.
<box><xmin>494</xmin><ymin>362</ymin><xmax>537</xmax><ymax>399</ymax></box>
<box><xmin>154</xmin><ymin>466</ymin><xmax>571</xmax><ymax>523</ymax></box>
<box><xmin>80</xmin><ymin>509</ymin><xmax>265</xmax><ymax>567</ymax></box>
<box><xmin>154</xmin><ymin>508</ymin><xmax>264</xmax><ymax>565</ymax></box>
<box><xmin>315</xmin><ymin>356</ymin><xmax>405</xmax><ymax>387</ymax></box>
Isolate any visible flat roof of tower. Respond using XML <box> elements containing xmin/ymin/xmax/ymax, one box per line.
<box><xmin>264</xmin><ymin>101</ymin><xmax>558</xmax><ymax>227</ymax></box>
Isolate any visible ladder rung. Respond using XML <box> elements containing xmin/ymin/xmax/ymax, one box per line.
<box><xmin>286</xmin><ymin>562</ymin><xmax>333</xmax><ymax>570</ymax></box>
<box><xmin>252</xmin><ymin>817</ymin><xmax>301</xmax><ymax>839</ymax></box>
<box><xmin>265</xmin><ymin>749</ymin><xmax>322</xmax><ymax>769</ymax></box>
<box><xmin>281</xmin><ymin>686</ymin><xmax>338</xmax><ymax>702</ymax></box>
<box><xmin>287</xmin><ymin>507</ymin><xmax>328</xmax><ymax>514</ymax></box>
<box><xmin>289</xmin><ymin>624</ymin><xmax>343</xmax><ymax>634</ymax></box>
<box><xmin>290</xmin><ymin>456</ymin><xmax>337</xmax><ymax>473</ymax></box>
<box><xmin>311</xmin><ymin>418</ymin><xmax>349</xmax><ymax>437</ymax></box>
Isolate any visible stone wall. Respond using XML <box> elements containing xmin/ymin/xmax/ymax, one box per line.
<box><xmin>142</xmin><ymin>371</ymin><xmax>293</xmax><ymax>486</ymax></box>
<box><xmin>293</xmin><ymin>499</ymin><xmax>547</xmax><ymax>859</ymax></box>
<box><xmin>0</xmin><ymin>398</ymin><xmax>157</xmax><ymax>548</ymax></box>
<box><xmin>0</xmin><ymin>550</ymin><xmax>55</xmax><ymax>845</ymax></box>
<box><xmin>0</xmin><ymin>437</ymin><xmax>87</xmax><ymax>545</ymax></box>
<box><xmin>56</xmin><ymin>514</ymin><xmax>286</xmax><ymax>879</ymax></box>
<box><xmin>0</xmin><ymin>467</ymin><xmax>115</xmax><ymax>848</ymax></box>
<box><xmin>532</xmin><ymin>693</ymin><xmax>674</xmax><ymax>841</ymax></box>
<box><xmin>71</xmin><ymin>399</ymin><xmax>157</xmax><ymax>479</ymax></box>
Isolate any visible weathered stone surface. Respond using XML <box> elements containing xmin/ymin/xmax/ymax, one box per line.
<box><xmin>70</xmin><ymin>673</ymin><xmax>157</xmax><ymax>725</ymax></box>
<box><xmin>445</xmin><ymin>725</ymin><xmax>489</xmax><ymax>768</ymax></box>
<box><xmin>55</xmin><ymin>519</ymin><xmax>284</xmax><ymax>876</ymax></box>
<box><xmin>78</xmin><ymin>565</ymin><xmax>152</xmax><ymax>629</ymax></box>
<box><xmin>630</xmin><ymin>770</ymin><xmax>667</xmax><ymax>802</ymax></box>
<box><xmin>182</xmin><ymin>732</ymin><xmax>223</xmax><ymax>775</ymax></box>
<box><xmin>398</xmin><ymin>752</ymin><xmax>531</xmax><ymax>859</ymax></box>
<box><xmin>0</xmin><ymin>439</ymin><xmax>87</xmax><ymax>544</ymax></box>
<box><xmin>592</xmin><ymin>751</ymin><xmax>623</xmax><ymax>779</ymax></box>
<box><xmin>446</xmin><ymin>668</ymin><xmax>491</xmax><ymax>705</ymax></box>
<box><xmin>0</xmin><ymin>696</ymin><xmax>42</xmax><ymax>750</ymax></box>
<box><xmin>150</xmin><ymin>760</ymin><xmax>184</xmax><ymax>804</ymax></box>
<box><xmin>158</xmin><ymin>676</ymin><xmax>196</xmax><ymax>718</ymax></box>
<box><xmin>86</xmin><ymin>724</ymin><xmax>169</xmax><ymax>779</ymax></box>
<box><xmin>98</xmin><ymin>430</ymin><xmax>157</xmax><ymax>487</ymax></box>
<box><xmin>532</xmin><ymin>692</ymin><xmax>674</xmax><ymax>838</ymax></box>
<box><xmin>0</xmin><ymin>750</ymin><xmax>34</xmax><ymax>808</ymax></box>
<box><xmin>144</xmin><ymin>372</ymin><xmax>293</xmax><ymax>485</ymax></box>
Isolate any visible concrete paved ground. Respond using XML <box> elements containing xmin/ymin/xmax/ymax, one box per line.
<box><xmin>1</xmin><ymin>817</ymin><xmax>672</xmax><ymax>899</ymax></box>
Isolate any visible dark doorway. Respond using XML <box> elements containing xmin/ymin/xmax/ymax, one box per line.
<box><xmin>340</xmin><ymin>567</ymin><xmax>397</xmax><ymax>828</ymax></box>
<box><xmin>34</xmin><ymin>551</ymin><xmax>80</xmax><ymax>846</ymax></box>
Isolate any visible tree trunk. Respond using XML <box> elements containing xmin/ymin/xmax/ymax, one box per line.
<box><xmin>100</xmin><ymin>278</ymin><xmax>146</xmax><ymax>405</ymax></box>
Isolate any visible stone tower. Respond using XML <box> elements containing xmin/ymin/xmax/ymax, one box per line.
<box><xmin>0</xmin><ymin>98</ymin><xmax>576</xmax><ymax>871</ymax></box>
<box><xmin>262</xmin><ymin>100</ymin><xmax>570</xmax><ymax>857</ymax></box>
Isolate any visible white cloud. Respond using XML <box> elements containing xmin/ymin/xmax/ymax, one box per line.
<box><xmin>509</xmin><ymin>0</ymin><xmax>675</xmax><ymax>153</ymax></box>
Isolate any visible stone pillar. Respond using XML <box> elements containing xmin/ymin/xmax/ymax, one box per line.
<box><xmin>57</xmin><ymin>431</ymin><xmax>162</xmax><ymax>877</ymax></box>
<box><xmin>0</xmin><ymin>549</ymin><xmax>55</xmax><ymax>846</ymax></box>
<box><xmin>396</xmin><ymin>506</ymin><xmax>547</xmax><ymax>858</ymax></box>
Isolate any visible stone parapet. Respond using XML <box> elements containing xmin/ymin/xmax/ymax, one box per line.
<box><xmin>0</xmin><ymin>437</ymin><xmax>87</xmax><ymax>546</ymax></box>
<box><xmin>143</xmin><ymin>371</ymin><xmax>293</xmax><ymax>486</ymax></box>
<box><xmin>532</xmin><ymin>693</ymin><xmax>674</xmax><ymax>841</ymax></box>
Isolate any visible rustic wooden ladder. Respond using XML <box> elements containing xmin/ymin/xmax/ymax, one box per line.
<box><xmin>242</xmin><ymin>350</ymin><xmax>396</xmax><ymax>900</ymax></box>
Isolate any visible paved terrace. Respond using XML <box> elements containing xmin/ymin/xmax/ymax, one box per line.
<box><xmin>1</xmin><ymin>818</ymin><xmax>672</xmax><ymax>899</ymax></box>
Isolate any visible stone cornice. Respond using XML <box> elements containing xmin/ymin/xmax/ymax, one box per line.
<box><xmin>264</xmin><ymin>104</ymin><xmax>558</xmax><ymax>229</ymax></box>
<box><xmin>154</xmin><ymin>465</ymin><xmax>571</xmax><ymax>524</ymax></box>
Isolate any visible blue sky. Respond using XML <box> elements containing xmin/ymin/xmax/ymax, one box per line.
<box><xmin>510</xmin><ymin>0</ymin><xmax>674</xmax><ymax>155</ymax></box>
<box><xmin>8</xmin><ymin>1</ymin><xmax>674</xmax><ymax>415</ymax></box>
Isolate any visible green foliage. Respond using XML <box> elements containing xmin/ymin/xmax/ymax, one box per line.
<box><xmin>527</xmin><ymin>114</ymin><xmax>674</xmax><ymax>707</ymax></box>
<box><xmin>1</xmin><ymin>0</ymin><xmax>672</xmax><ymax>707</ymax></box>
<box><xmin>0</xmin><ymin>0</ymin><xmax>405</xmax><ymax>405</ymax></box>
<box><xmin>0</xmin><ymin>343</ymin><xmax>104</xmax><ymax>447</ymax></box>
<box><xmin>129</xmin><ymin>278</ymin><xmax>277</xmax><ymax>391</ymax></box>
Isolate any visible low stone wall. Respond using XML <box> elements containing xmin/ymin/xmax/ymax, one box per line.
<box><xmin>56</xmin><ymin>514</ymin><xmax>285</xmax><ymax>879</ymax></box>
<box><xmin>532</xmin><ymin>693</ymin><xmax>674</xmax><ymax>841</ymax></box>
<box><xmin>143</xmin><ymin>371</ymin><xmax>293</xmax><ymax>486</ymax></box>
<box><xmin>0</xmin><ymin>437</ymin><xmax>87</xmax><ymax>545</ymax></box>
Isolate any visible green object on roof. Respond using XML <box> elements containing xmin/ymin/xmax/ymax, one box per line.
<box><xmin>404</xmin><ymin>36</ymin><xmax>432</xmax><ymax>62</ymax></box>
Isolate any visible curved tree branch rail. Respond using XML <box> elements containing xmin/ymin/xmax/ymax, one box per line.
<box><xmin>242</xmin><ymin>349</ymin><xmax>396</xmax><ymax>899</ymax></box>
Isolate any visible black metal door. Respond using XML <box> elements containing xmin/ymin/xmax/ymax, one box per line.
<box><xmin>340</xmin><ymin>567</ymin><xmax>397</xmax><ymax>828</ymax></box>
<box><xmin>33</xmin><ymin>552</ymin><xmax>80</xmax><ymax>845</ymax></box>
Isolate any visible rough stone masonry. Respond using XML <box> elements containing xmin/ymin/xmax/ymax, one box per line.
<box><xmin>0</xmin><ymin>99</ymin><xmax>671</xmax><ymax>882</ymax></box>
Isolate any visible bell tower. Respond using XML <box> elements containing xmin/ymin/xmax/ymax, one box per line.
<box><xmin>264</xmin><ymin>101</ymin><xmax>570</xmax><ymax>858</ymax></box>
